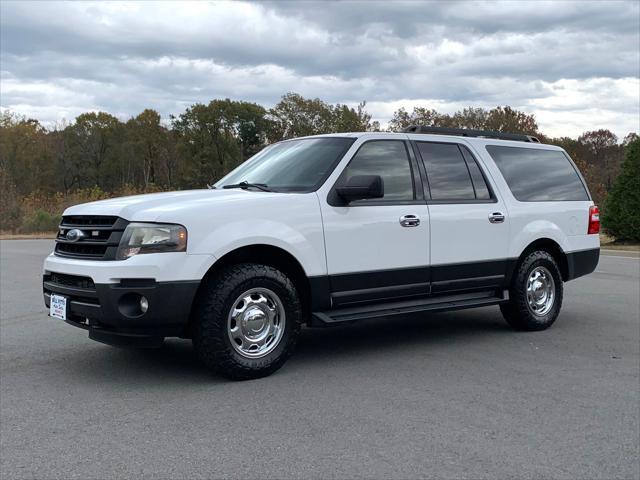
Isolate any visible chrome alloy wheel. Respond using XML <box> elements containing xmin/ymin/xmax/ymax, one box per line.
<box><xmin>526</xmin><ymin>266</ymin><xmax>556</xmax><ymax>316</ymax></box>
<box><xmin>227</xmin><ymin>288</ymin><xmax>286</xmax><ymax>358</ymax></box>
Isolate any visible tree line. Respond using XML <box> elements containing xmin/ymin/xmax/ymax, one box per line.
<box><xmin>0</xmin><ymin>92</ymin><xmax>637</xmax><ymax>238</ymax></box>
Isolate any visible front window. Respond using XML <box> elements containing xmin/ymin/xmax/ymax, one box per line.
<box><xmin>340</xmin><ymin>140</ymin><xmax>415</xmax><ymax>202</ymax></box>
<box><xmin>216</xmin><ymin>137</ymin><xmax>355</xmax><ymax>192</ymax></box>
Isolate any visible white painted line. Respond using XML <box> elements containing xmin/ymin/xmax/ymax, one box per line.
<box><xmin>600</xmin><ymin>254</ymin><xmax>640</xmax><ymax>260</ymax></box>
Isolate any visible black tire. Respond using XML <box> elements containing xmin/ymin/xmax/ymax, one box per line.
<box><xmin>191</xmin><ymin>263</ymin><xmax>302</xmax><ymax>380</ymax></box>
<box><xmin>500</xmin><ymin>250</ymin><xmax>564</xmax><ymax>331</ymax></box>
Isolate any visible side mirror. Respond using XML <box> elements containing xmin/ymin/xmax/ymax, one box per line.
<box><xmin>336</xmin><ymin>175</ymin><xmax>384</xmax><ymax>202</ymax></box>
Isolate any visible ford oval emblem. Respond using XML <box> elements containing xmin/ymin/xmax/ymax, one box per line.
<box><xmin>66</xmin><ymin>229</ymin><xmax>86</xmax><ymax>242</ymax></box>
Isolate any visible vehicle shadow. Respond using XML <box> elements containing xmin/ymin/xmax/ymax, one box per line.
<box><xmin>295</xmin><ymin>307</ymin><xmax>510</xmax><ymax>363</ymax></box>
<box><xmin>60</xmin><ymin>307</ymin><xmax>511</xmax><ymax>384</ymax></box>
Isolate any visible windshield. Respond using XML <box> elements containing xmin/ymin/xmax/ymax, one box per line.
<box><xmin>215</xmin><ymin>137</ymin><xmax>355</xmax><ymax>192</ymax></box>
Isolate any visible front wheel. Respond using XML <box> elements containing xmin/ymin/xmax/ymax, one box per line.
<box><xmin>192</xmin><ymin>264</ymin><xmax>303</xmax><ymax>380</ymax></box>
<box><xmin>500</xmin><ymin>250</ymin><xmax>564</xmax><ymax>331</ymax></box>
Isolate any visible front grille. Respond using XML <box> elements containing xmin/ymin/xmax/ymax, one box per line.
<box><xmin>55</xmin><ymin>216</ymin><xmax>128</xmax><ymax>260</ymax></box>
<box><xmin>48</xmin><ymin>272</ymin><xmax>96</xmax><ymax>290</ymax></box>
<box><xmin>62</xmin><ymin>215</ymin><xmax>118</xmax><ymax>227</ymax></box>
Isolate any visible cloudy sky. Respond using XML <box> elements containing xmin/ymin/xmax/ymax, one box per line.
<box><xmin>1</xmin><ymin>0</ymin><xmax>639</xmax><ymax>138</ymax></box>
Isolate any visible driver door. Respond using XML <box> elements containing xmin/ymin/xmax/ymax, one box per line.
<box><xmin>320</xmin><ymin>139</ymin><xmax>430</xmax><ymax>307</ymax></box>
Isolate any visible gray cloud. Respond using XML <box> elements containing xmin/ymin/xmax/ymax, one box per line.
<box><xmin>281</xmin><ymin>1</ymin><xmax>639</xmax><ymax>34</ymax></box>
<box><xmin>0</xmin><ymin>0</ymin><xmax>638</xmax><ymax>137</ymax></box>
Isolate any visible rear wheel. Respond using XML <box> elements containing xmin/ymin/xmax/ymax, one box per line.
<box><xmin>500</xmin><ymin>250</ymin><xmax>563</xmax><ymax>331</ymax></box>
<box><xmin>192</xmin><ymin>263</ymin><xmax>302</xmax><ymax>380</ymax></box>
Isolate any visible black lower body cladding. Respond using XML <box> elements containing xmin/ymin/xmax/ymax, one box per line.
<box><xmin>566</xmin><ymin>248</ymin><xmax>600</xmax><ymax>281</ymax></box>
<box><xmin>309</xmin><ymin>248</ymin><xmax>600</xmax><ymax>311</ymax></box>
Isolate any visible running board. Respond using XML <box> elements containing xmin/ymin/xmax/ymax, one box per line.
<box><xmin>310</xmin><ymin>290</ymin><xmax>509</xmax><ymax>326</ymax></box>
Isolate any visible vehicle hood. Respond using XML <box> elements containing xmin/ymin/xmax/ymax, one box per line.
<box><xmin>63</xmin><ymin>189</ymin><xmax>292</xmax><ymax>222</ymax></box>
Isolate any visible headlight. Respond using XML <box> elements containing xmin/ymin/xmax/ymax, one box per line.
<box><xmin>116</xmin><ymin>223</ymin><xmax>187</xmax><ymax>260</ymax></box>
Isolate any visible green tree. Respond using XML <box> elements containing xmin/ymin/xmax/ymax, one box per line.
<box><xmin>158</xmin><ymin>129</ymin><xmax>182</xmax><ymax>189</ymax></box>
<box><xmin>623</xmin><ymin>132</ymin><xmax>639</xmax><ymax>146</ymax></box>
<box><xmin>331</xmin><ymin>101</ymin><xmax>374</xmax><ymax>133</ymax></box>
<box><xmin>126</xmin><ymin>109</ymin><xmax>167</xmax><ymax>188</ymax></box>
<box><xmin>387</xmin><ymin>107</ymin><xmax>442</xmax><ymax>132</ymax></box>
<box><xmin>47</xmin><ymin>120</ymin><xmax>76</xmax><ymax>193</ymax></box>
<box><xmin>267</xmin><ymin>93</ymin><xmax>334</xmax><ymax>141</ymax></box>
<box><xmin>449</xmin><ymin>107</ymin><xmax>489</xmax><ymax>130</ymax></box>
<box><xmin>66</xmin><ymin>112</ymin><xmax>123</xmax><ymax>189</ymax></box>
<box><xmin>172</xmin><ymin>99</ymin><xmax>267</xmax><ymax>186</ymax></box>
<box><xmin>387</xmin><ymin>105</ymin><xmax>539</xmax><ymax>135</ymax></box>
<box><xmin>602</xmin><ymin>139</ymin><xmax>640</xmax><ymax>241</ymax></box>
<box><xmin>233</xmin><ymin>101</ymin><xmax>268</xmax><ymax>162</ymax></box>
<box><xmin>0</xmin><ymin>111</ymin><xmax>54</xmax><ymax>194</ymax></box>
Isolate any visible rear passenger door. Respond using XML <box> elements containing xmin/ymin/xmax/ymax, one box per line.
<box><xmin>413</xmin><ymin>140</ymin><xmax>510</xmax><ymax>294</ymax></box>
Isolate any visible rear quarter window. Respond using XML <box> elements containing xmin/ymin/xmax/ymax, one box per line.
<box><xmin>486</xmin><ymin>145</ymin><xmax>589</xmax><ymax>201</ymax></box>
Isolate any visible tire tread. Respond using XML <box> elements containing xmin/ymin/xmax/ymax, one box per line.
<box><xmin>192</xmin><ymin>263</ymin><xmax>302</xmax><ymax>380</ymax></box>
<box><xmin>500</xmin><ymin>250</ymin><xmax>563</xmax><ymax>331</ymax></box>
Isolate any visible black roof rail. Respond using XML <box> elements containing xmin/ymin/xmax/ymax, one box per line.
<box><xmin>402</xmin><ymin>125</ymin><xmax>540</xmax><ymax>143</ymax></box>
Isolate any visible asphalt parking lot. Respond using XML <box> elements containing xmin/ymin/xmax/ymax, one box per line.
<box><xmin>1</xmin><ymin>240</ymin><xmax>638</xmax><ymax>479</ymax></box>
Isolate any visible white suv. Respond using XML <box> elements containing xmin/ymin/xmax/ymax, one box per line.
<box><xmin>43</xmin><ymin>126</ymin><xmax>600</xmax><ymax>379</ymax></box>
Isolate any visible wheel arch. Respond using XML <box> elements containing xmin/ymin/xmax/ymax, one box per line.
<box><xmin>511</xmin><ymin>238</ymin><xmax>569</xmax><ymax>282</ymax></box>
<box><xmin>188</xmin><ymin>244</ymin><xmax>312</xmax><ymax>331</ymax></box>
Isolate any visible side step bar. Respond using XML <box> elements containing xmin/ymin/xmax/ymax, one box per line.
<box><xmin>310</xmin><ymin>290</ymin><xmax>509</xmax><ymax>326</ymax></box>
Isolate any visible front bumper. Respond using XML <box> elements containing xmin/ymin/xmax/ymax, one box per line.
<box><xmin>44</xmin><ymin>273</ymin><xmax>200</xmax><ymax>346</ymax></box>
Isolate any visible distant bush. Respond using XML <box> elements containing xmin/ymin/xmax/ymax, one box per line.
<box><xmin>0</xmin><ymin>168</ymin><xmax>23</xmax><ymax>233</ymax></box>
<box><xmin>20</xmin><ymin>209</ymin><xmax>62</xmax><ymax>234</ymax></box>
<box><xmin>603</xmin><ymin>139</ymin><xmax>640</xmax><ymax>242</ymax></box>
<box><xmin>2</xmin><ymin>204</ymin><xmax>24</xmax><ymax>233</ymax></box>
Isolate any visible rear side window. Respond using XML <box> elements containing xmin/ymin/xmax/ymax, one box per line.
<box><xmin>341</xmin><ymin>140</ymin><xmax>415</xmax><ymax>201</ymax></box>
<box><xmin>417</xmin><ymin>142</ymin><xmax>492</xmax><ymax>201</ymax></box>
<box><xmin>486</xmin><ymin>146</ymin><xmax>589</xmax><ymax>201</ymax></box>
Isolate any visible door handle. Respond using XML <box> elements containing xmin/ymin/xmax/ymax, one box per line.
<box><xmin>400</xmin><ymin>214</ymin><xmax>420</xmax><ymax>227</ymax></box>
<box><xmin>488</xmin><ymin>212</ymin><xmax>505</xmax><ymax>224</ymax></box>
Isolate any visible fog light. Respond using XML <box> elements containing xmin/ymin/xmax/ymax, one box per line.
<box><xmin>139</xmin><ymin>296</ymin><xmax>149</xmax><ymax>313</ymax></box>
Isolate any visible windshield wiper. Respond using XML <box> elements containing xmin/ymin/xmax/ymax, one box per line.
<box><xmin>222</xmin><ymin>181</ymin><xmax>272</xmax><ymax>192</ymax></box>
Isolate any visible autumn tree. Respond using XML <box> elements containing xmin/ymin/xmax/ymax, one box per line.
<box><xmin>550</xmin><ymin>136</ymin><xmax>606</xmax><ymax>207</ymax></box>
<box><xmin>578</xmin><ymin>129</ymin><xmax>620</xmax><ymax>190</ymax></box>
<box><xmin>483</xmin><ymin>106</ymin><xmax>539</xmax><ymax>135</ymax></box>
